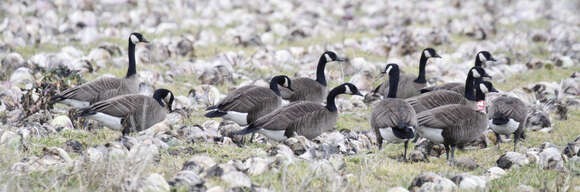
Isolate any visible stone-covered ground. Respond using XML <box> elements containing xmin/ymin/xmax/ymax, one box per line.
<box><xmin>0</xmin><ymin>0</ymin><xmax>579</xmax><ymax>191</ymax></box>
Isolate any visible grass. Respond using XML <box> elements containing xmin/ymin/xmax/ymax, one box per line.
<box><xmin>2</xmin><ymin>8</ymin><xmax>578</xmax><ymax>191</ymax></box>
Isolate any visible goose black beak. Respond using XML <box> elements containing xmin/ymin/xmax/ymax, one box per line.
<box><xmin>141</xmin><ymin>39</ymin><xmax>150</xmax><ymax>44</ymax></box>
<box><xmin>489</xmin><ymin>57</ymin><xmax>497</xmax><ymax>62</ymax></box>
<box><xmin>490</xmin><ymin>87</ymin><xmax>499</xmax><ymax>92</ymax></box>
<box><xmin>355</xmin><ymin>92</ymin><xmax>364</xmax><ymax>96</ymax></box>
<box><xmin>433</xmin><ymin>53</ymin><xmax>441</xmax><ymax>58</ymax></box>
<box><xmin>335</xmin><ymin>57</ymin><xmax>347</xmax><ymax>62</ymax></box>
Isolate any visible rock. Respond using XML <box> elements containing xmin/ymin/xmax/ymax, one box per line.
<box><xmin>64</xmin><ymin>139</ymin><xmax>84</xmax><ymax>154</ymax></box>
<box><xmin>408</xmin><ymin>172</ymin><xmax>456</xmax><ymax>192</ymax></box>
<box><xmin>169</xmin><ymin>170</ymin><xmax>205</xmax><ymax>191</ymax></box>
<box><xmin>1</xmin><ymin>52</ymin><xmax>26</xmax><ymax>79</ymax></box>
<box><xmin>49</xmin><ymin>115</ymin><xmax>74</xmax><ymax>132</ymax></box>
<box><xmin>454</xmin><ymin>158</ymin><xmax>479</xmax><ymax>171</ymax></box>
<box><xmin>9</xmin><ymin>67</ymin><xmax>34</xmax><ymax>89</ymax></box>
<box><xmin>136</xmin><ymin>173</ymin><xmax>170</xmax><ymax>192</ymax></box>
<box><xmin>497</xmin><ymin>152</ymin><xmax>529</xmax><ymax>169</ymax></box>
<box><xmin>388</xmin><ymin>186</ymin><xmax>409</xmax><ymax>192</ymax></box>
<box><xmin>0</xmin><ymin>131</ymin><xmax>21</xmax><ymax>149</ymax></box>
<box><xmin>183</xmin><ymin>154</ymin><xmax>216</xmax><ymax>174</ymax></box>
<box><xmin>563</xmin><ymin>136</ymin><xmax>580</xmax><ymax>158</ymax></box>
<box><xmin>517</xmin><ymin>184</ymin><xmax>538</xmax><ymax>192</ymax></box>
<box><xmin>206</xmin><ymin>186</ymin><xmax>225</xmax><ymax>192</ymax></box>
<box><xmin>485</xmin><ymin>167</ymin><xmax>507</xmax><ymax>181</ymax></box>
<box><xmin>538</xmin><ymin>147</ymin><xmax>565</xmax><ymax>171</ymax></box>
<box><xmin>220</xmin><ymin>171</ymin><xmax>251</xmax><ymax>187</ymax></box>
<box><xmin>244</xmin><ymin>157</ymin><xmax>272</xmax><ymax>176</ymax></box>
<box><xmin>408</xmin><ymin>150</ymin><xmax>427</xmax><ymax>162</ymax></box>
<box><xmin>450</xmin><ymin>174</ymin><xmax>486</xmax><ymax>190</ymax></box>
<box><xmin>284</xmin><ymin>136</ymin><xmax>312</xmax><ymax>155</ymax></box>
<box><xmin>128</xmin><ymin>142</ymin><xmax>160</xmax><ymax>164</ymax></box>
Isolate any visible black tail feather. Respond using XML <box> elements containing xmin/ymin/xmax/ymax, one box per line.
<box><xmin>393</xmin><ymin>121</ymin><xmax>414</xmax><ymax>139</ymax></box>
<box><xmin>420</xmin><ymin>88</ymin><xmax>432</xmax><ymax>94</ymax></box>
<box><xmin>204</xmin><ymin>110</ymin><xmax>226</xmax><ymax>118</ymax></box>
<box><xmin>206</xmin><ymin>105</ymin><xmax>218</xmax><ymax>110</ymax></box>
<box><xmin>233</xmin><ymin>124</ymin><xmax>260</xmax><ymax>135</ymax></box>
<box><xmin>49</xmin><ymin>95</ymin><xmax>64</xmax><ymax>104</ymax></box>
<box><xmin>77</xmin><ymin>107</ymin><xmax>96</xmax><ymax>117</ymax></box>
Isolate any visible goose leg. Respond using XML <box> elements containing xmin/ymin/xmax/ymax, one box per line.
<box><xmin>495</xmin><ymin>132</ymin><xmax>501</xmax><ymax>150</ymax></box>
<box><xmin>449</xmin><ymin>146</ymin><xmax>456</xmax><ymax>166</ymax></box>
<box><xmin>250</xmin><ymin>133</ymin><xmax>255</xmax><ymax>143</ymax></box>
<box><xmin>444</xmin><ymin>144</ymin><xmax>450</xmax><ymax>160</ymax></box>
<box><xmin>403</xmin><ymin>140</ymin><xmax>409</xmax><ymax>161</ymax></box>
<box><xmin>378</xmin><ymin>138</ymin><xmax>383</xmax><ymax>150</ymax></box>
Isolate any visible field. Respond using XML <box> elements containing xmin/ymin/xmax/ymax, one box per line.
<box><xmin>0</xmin><ymin>0</ymin><xmax>579</xmax><ymax>191</ymax></box>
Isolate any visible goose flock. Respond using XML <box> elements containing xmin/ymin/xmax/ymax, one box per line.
<box><xmin>46</xmin><ymin>32</ymin><xmax>551</xmax><ymax>166</ymax></box>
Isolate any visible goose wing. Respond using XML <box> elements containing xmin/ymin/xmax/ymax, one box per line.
<box><xmin>55</xmin><ymin>77</ymin><xmax>122</xmax><ymax>102</ymax></box>
<box><xmin>406</xmin><ymin>90</ymin><xmax>464</xmax><ymax>113</ymax></box>
<box><xmin>217</xmin><ymin>86</ymin><xmax>275</xmax><ymax>112</ymax></box>
<box><xmin>371</xmin><ymin>99</ymin><xmax>417</xmax><ymax>129</ymax></box>
<box><xmin>252</xmin><ymin>101</ymin><xmax>324</xmax><ymax>131</ymax></box>
<box><xmin>488</xmin><ymin>96</ymin><xmax>528</xmax><ymax>122</ymax></box>
<box><xmin>417</xmin><ymin>104</ymin><xmax>468</xmax><ymax>129</ymax></box>
<box><xmin>83</xmin><ymin>94</ymin><xmax>150</xmax><ymax>117</ymax></box>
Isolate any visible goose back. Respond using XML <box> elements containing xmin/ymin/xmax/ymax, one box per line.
<box><xmin>417</xmin><ymin>104</ymin><xmax>488</xmax><ymax>146</ymax></box>
<box><xmin>55</xmin><ymin>75</ymin><xmax>138</xmax><ymax>105</ymax></box>
<box><xmin>488</xmin><ymin>95</ymin><xmax>528</xmax><ymax>123</ymax></box>
<box><xmin>371</xmin><ymin>99</ymin><xmax>417</xmax><ymax>137</ymax></box>
<box><xmin>420</xmin><ymin>82</ymin><xmax>464</xmax><ymax>95</ymax></box>
<box><xmin>215</xmin><ymin>85</ymin><xmax>282</xmax><ymax>123</ymax></box>
<box><xmin>251</xmin><ymin>101</ymin><xmax>336</xmax><ymax>139</ymax></box>
<box><xmin>280</xmin><ymin>78</ymin><xmax>327</xmax><ymax>103</ymax></box>
<box><xmin>406</xmin><ymin>90</ymin><xmax>466</xmax><ymax>113</ymax></box>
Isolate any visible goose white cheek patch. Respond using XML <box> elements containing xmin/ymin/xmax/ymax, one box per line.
<box><xmin>130</xmin><ymin>35</ymin><xmax>139</xmax><ymax>44</ymax></box>
<box><xmin>471</xmin><ymin>69</ymin><xmax>481</xmax><ymax>78</ymax></box>
<box><xmin>476</xmin><ymin>100</ymin><xmax>486</xmax><ymax>112</ymax></box>
<box><xmin>325</xmin><ymin>53</ymin><xmax>332</xmax><ymax>62</ymax></box>
<box><xmin>478</xmin><ymin>53</ymin><xmax>487</xmax><ymax>63</ymax></box>
<box><xmin>424</xmin><ymin>50</ymin><xmax>431</xmax><ymax>58</ymax></box>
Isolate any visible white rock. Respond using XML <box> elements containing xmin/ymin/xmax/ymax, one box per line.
<box><xmin>137</xmin><ymin>173</ymin><xmax>170</xmax><ymax>192</ymax></box>
<box><xmin>485</xmin><ymin>167</ymin><xmax>507</xmax><ymax>181</ymax></box>
<box><xmin>9</xmin><ymin>67</ymin><xmax>34</xmax><ymax>89</ymax></box>
<box><xmin>49</xmin><ymin>115</ymin><xmax>74</xmax><ymax>131</ymax></box>
<box><xmin>538</xmin><ymin>147</ymin><xmax>565</xmax><ymax>170</ymax></box>
<box><xmin>409</xmin><ymin>172</ymin><xmax>456</xmax><ymax>192</ymax></box>
<box><xmin>452</xmin><ymin>174</ymin><xmax>486</xmax><ymax>189</ymax></box>
<box><xmin>244</xmin><ymin>157</ymin><xmax>272</xmax><ymax>176</ymax></box>
<box><xmin>220</xmin><ymin>171</ymin><xmax>251</xmax><ymax>187</ymax></box>
<box><xmin>497</xmin><ymin>152</ymin><xmax>529</xmax><ymax>169</ymax></box>
<box><xmin>186</xmin><ymin>154</ymin><xmax>217</xmax><ymax>170</ymax></box>
<box><xmin>387</xmin><ymin>186</ymin><xmax>409</xmax><ymax>192</ymax></box>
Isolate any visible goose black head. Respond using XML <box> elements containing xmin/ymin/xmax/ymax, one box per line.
<box><xmin>470</xmin><ymin>66</ymin><xmax>492</xmax><ymax>80</ymax></box>
<box><xmin>129</xmin><ymin>32</ymin><xmax>149</xmax><ymax>45</ymax></box>
<box><xmin>322</xmin><ymin>51</ymin><xmax>346</xmax><ymax>62</ymax></box>
<box><xmin>341</xmin><ymin>83</ymin><xmax>363</xmax><ymax>96</ymax></box>
<box><xmin>381</xmin><ymin>63</ymin><xmax>400</xmax><ymax>75</ymax></box>
<box><xmin>153</xmin><ymin>88</ymin><xmax>174</xmax><ymax>112</ymax></box>
<box><xmin>422</xmin><ymin>48</ymin><xmax>441</xmax><ymax>58</ymax></box>
<box><xmin>272</xmin><ymin>75</ymin><xmax>293</xmax><ymax>91</ymax></box>
<box><xmin>475</xmin><ymin>51</ymin><xmax>496</xmax><ymax>67</ymax></box>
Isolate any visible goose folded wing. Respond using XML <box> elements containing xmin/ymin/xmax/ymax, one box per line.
<box><xmin>417</xmin><ymin>104</ymin><xmax>466</xmax><ymax>129</ymax></box>
<box><xmin>372</xmin><ymin>100</ymin><xmax>417</xmax><ymax>128</ymax></box>
<box><xmin>253</xmin><ymin>102</ymin><xmax>324</xmax><ymax>131</ymax></box>
<box><xmin>58</xmin><ymin>77</ymin><xmax>121</xmax><ymax>100</ymax></box>
<box><xmin>217</xmin><ymin>86</ymin><xmax>271</xmax><ymax>112</ymax></box>
<box><xmin>86</xmin><ymin>94</ymin><xmax>147</xmax><ymax>117</ymax></box>
<box><xmin>488</xmin><ymin>96</ymin><xmax>528</xmax><ymax>122</ymax></box>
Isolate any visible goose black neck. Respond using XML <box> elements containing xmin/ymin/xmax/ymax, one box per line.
<box><xmin>126</xmin><ymin>40</ymin><xmax>136</xmax><ymax>78</ymax></box>
<box><xmin>474</xmin><ymin>78</ymin><xmax>486</xmax><ymax>101</ymax></box>
<box><xmin>474</xmin><ymin>56</ymin><xmax>482</xmax><ymax>67</ymax></box>
<box><xmin>414</xmin><ymin>54</ymin><xmax>427</xmax><ymax>83</ymax></box>
<box><xmin>315</xmin><ymin>56</ymin><xmax>327</xmax><ymax>86</ymax></box>
<box><xmin>387</xmin><ymin>69</ymin><xmax>400</xmax><ymax>98</ymax></box>
<box><xmin>269</xmin><ymin>79</ymin><xmax>281</xmax><ymax>96</ymax></box>
<box><xmin>464</xmin><ymin>71</ymin><xmax>476</xmax><ymax>101</ymax></box>
<box><xmin>325</xmin><ymin>86</ymin><xmax>343</xmax><ymax>112</ymax></box>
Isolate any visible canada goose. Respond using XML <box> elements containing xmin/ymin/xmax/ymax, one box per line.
<box><xmin>406</xmin><ymin>66</ymin><xmax>492</xmax><ymax>113</ymax></box>
<box><xmin>279</xmin><ymin>51</ymin><xmax>345</xmax><ymax>103</ymax></box>
<box><xmin>373</xmin><ymin>48</ymin><xmax>440</xmax><ymax>99</ymax></box>
<box><xmin>370</xmin><ymin>64</ymin><xmax>417</xmax><ymax>160</ymax></box>
<box><xmin>77</xmin><ymin>88</ymin><xmax>174</xmax><ymax>135</ymax></box>
<box><xmin>234</xmin><ymin>83</ymin><xmax>363</xmax><ymax>141</ymax></box>
<box><xmin>416</xmin><ymin>80</ymin><xmax>492</xmax><ymax>165</ymax></box>
<box><xmin>204</xmin><ymin>75</ymin><xmax>292</xmax><ymax>126</ymax></box>
<box><xmin>488</xmin><ymin>95</ymin><xmax>529</xmax><ymax>151</ymax></box>
<box><xmin>420</xmin><ymin>51</ymin><xmax>495</xmax><ymax>94</ymax></box>
<box><xmin>50</xmin><ymin>33</ymin><xmax>149</xmax><ymax>107</ymax></box>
